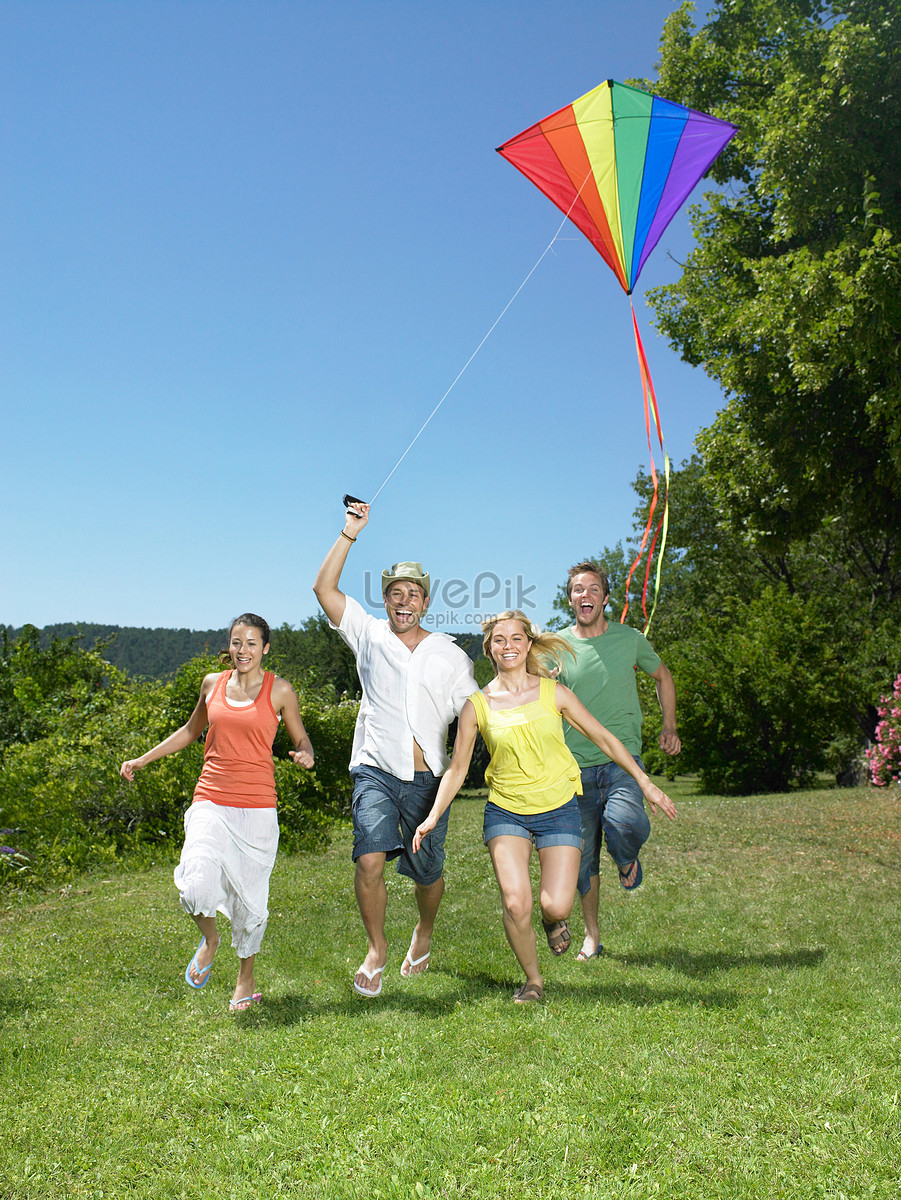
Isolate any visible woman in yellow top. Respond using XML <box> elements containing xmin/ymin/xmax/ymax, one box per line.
<box><xmin>413</xmin><ymin>610</ymin><xmax>676</xmax><ymax>1004</ymax></box>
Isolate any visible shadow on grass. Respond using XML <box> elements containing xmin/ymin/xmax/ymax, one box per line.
<box><xmin>232</xmin><ymin>986</ymin><xmax>491</xmax><ymax>1026</ymax></box>
<box><xmin>232</xmin><ymin>967</ymin><xmax>743</xmax><ymax>1026</ymax></box>
<box><xmin>457</xmin><ymin>969</ymin><xmax>741</xmax><ymax>1010</ymax></box>
<box><xmin>0</xmin><ymin>976</ymin><xmax>39</xmax><ymax>1023</ymax></box>
<box><xmin>613</xmin><ymin>945</ymin><xmax>826</xmax><ymax>976</ymax></box>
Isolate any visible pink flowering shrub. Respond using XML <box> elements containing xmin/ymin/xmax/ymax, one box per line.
<box><xmin>867</xmin><ymin>674</ymin><xmax>901</xmax><ymax>786</ymax></box>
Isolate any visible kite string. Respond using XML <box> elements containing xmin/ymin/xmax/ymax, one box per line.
<box><xmin>368</xmin><ymin>174</ymin><xmax>594</xmax><ymax>505</ymax></box>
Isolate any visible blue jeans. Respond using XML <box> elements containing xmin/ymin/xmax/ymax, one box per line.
<box><xmin>576</xmin><ymin>758</ymin><xmax>650</xmax><ymax>896</ymax></box>
<box><xmin>350</xmin><ymin>765</ymin><xmax>447</xmax><ymax>886</ymax></box>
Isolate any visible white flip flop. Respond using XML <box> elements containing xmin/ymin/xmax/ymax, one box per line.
<box><xmin>400</xmin><ymin>936</ymin><xmax>431</xmax><ymax>978</ymax></box>
<box><xmin>353</xmin><ymin>963</ymin><xmax>385</xmax><ymax>997</ymax></box>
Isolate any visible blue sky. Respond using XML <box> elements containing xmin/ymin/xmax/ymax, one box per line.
<box><xmin>1</xmin><ymin>0</ymin><xmax>723</xmax><ymax>637</ymax></box>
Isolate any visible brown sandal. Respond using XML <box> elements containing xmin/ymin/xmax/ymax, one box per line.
<box><xmin>542</xmin><ymin>918</ymin><xmax>571</xmax><ymax>956</ymax></box>
<box><xmin>513</xmin><ymin>982</ymin><xmax>544</xmax><ymax>1004</ymax></box>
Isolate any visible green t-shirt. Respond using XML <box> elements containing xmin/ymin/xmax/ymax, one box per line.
<box><xmin>558</xmin><ymin>624</ymin><xmax>661</xmax><ymax>766</ymax></box>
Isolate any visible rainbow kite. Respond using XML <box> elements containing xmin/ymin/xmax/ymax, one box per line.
<box><xmin>498</xmin><ymin>79</ymin><xmax>736</xmax><ymax>626</ymax></box>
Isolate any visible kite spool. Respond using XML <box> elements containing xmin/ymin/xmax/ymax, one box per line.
<box><xmin>343</xmin><ymin>494</ymin><xmax>367</xmax><ymax>518</ymax></box>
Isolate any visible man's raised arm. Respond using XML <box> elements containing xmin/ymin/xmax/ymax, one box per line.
<box><xmin>313</xmin><ymin>501</ymin><xmax>370</xmax><ymax>628</ymax></box>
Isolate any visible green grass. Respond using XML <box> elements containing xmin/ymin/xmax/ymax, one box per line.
<box><xmin>2</xmin><ymin>781</ymin><xmax>900</xmax><ymax>1199</ymax></box>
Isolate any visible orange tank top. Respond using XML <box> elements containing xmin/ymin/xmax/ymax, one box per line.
<box><xmin>192</xmin><ymin>671</ymin><xmax>279</xmax><ymax>809</ymax></box>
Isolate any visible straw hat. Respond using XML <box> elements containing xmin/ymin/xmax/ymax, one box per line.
<box><xmin>381</xmin><ymin>561</ymin><xmax>430</xmax><ymax>597</ymax></box>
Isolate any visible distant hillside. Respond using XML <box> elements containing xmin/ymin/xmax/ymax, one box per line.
<box><xmin>2</xmin><ymin>623</ymin><xmax>227</xmax><ymax>679</ymax></box>
<box><xmin>2</xmin><ymin>622</ymin><xmax>485</xmax><ymax>680</ymax></box>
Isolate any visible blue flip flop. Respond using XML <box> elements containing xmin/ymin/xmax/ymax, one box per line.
<box><xmin>576</xmin><ymin>945</ymin><xmax>603</xmax><ymax>960</ymax></box>
<box><xmin>229</xmin><ymin>992</ymin><xmax>262</xmax><ymax>1013</ymax></box>
<box><xmin>618</xmin><ymin>859</ymin><xmax>643</xmax><ymax>891</ymax></box>
<box><xmin>185</xmin><ymin>937</ymin><xmax>213</xmax><ymax>989</ymax></box>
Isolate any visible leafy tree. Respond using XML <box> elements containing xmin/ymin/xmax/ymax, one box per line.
<box><xmin>269</xmin><ymin>617</ymin><xmax>361</xmax><ymax>698</ymax></box>
<box><xmin>645</xmin><ymin>0</ymin><xmax>901</xmax><ymax>551</ymax></box>
<box><xmin>555</xmin><ymin>3</ymin><xmax>901</xmax><ymax>787</ymax></box>
<box><xmin>552</xmin><ymin>455</ymin><xmax>895</xmax><ymax>790</ymax></box>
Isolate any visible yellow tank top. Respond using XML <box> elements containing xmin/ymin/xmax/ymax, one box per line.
<box><xmin>470</xmin><ymin>675</ymin><xmax>582</xmax><ymax>815</ymax></box>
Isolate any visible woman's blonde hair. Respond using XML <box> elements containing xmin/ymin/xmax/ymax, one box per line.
<box><xmin>481</xmin><ymin>610</ymin><xmax>575</xmax><ymax>679</ymax></box>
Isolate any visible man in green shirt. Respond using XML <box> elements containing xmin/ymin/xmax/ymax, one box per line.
<box><xmin>558</xmin><ymin>562</ymin><xmax>680</xmax><ymax>959</ymax></box>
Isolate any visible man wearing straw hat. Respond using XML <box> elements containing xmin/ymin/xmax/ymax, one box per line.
<box><xmin>314</xmin><ymin>502</ymin><xmax>476</xmax><ymax>998</ymax></box>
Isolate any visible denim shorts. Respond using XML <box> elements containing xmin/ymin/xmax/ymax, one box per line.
<box><xmin>482</xmin><ymin>797</ymin><xmax>583</xmax><ymax>850</ymax></box>
<box><xmin>576</xmin><ymin>757</ymin><xmax>651</xmax><ymax>895</ymax></box>
<box><xmin>350</xmin><ymin>764</ymin><xmax>447</xmax><ymax>885</ymax></box>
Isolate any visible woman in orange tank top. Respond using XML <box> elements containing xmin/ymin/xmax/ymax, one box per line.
<box><xmin>120</xmin><ymin>614</ymin><xmax>314</xmax><ymax>1012</ymax></box>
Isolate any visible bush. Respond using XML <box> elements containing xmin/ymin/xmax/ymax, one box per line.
<box><xmin>0</xmin><ymin>624</ymin><xmax>116</xmax><ymax>757</ymax></box>
<box><xmin>274</xmin><ymin>690</ymin><xmax>358</xmax><ymax>852</ymax></box>
<box><xmin>0</xmin><ymin>652</ymin><xmax>358</xmax><ymax>891</ymax></box>
<box><xmin>866</xmin><ymin>674</ymin><xmax>901</xmax><ymax>786</ymax></box>
<box><xmin>0</xmin><ymin>675</ymin><xmax>194</xmax><ymax>886</ymax></box>
<box><xmin>669</xmin><ymin>587</ymin><xmax>856</xmax><ymax>794</ymax></box>
<box><xmin>633</xmin><ymin>672</ymin><xmax>678</xmax><ymax>781</ymax></box>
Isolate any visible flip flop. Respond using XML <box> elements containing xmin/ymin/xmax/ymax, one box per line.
<box><xmin>618</xmin><ymin>859</ymin><xmax>643</xmax><ymax>891</ymax></box>
<box><xmin>184</xmin><ymin>937</ymin><xmax>213</xmax><ymax>989</ymax></box>
<box><xmin>353</xmin><ymin>963</ymin><xmax>385</xmax><ymax>998</ymax></box>
<box><xmin>577</xmin><ymin>945</ymin><xmax>603</xmax><ymax>961</ymax></box>
<box><xmin>400</xmin><ymin>935</ymin><xmax>431</xmax><ymax>978</ymax></box>
<box><xmin>229</xmin><ymin>992</ymin><xmax>263</xmax><ymax>1013</ymax></box>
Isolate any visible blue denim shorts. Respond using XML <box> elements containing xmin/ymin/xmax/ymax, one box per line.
<box><xmin>482</xmin><ymin>797</ymin><xmax>583</xmax><ymax>850</ymax></box>
<box><xmin>350</xmin><ymin>764</ymin><xmax>447</xmax><ymax>885</ymax></box>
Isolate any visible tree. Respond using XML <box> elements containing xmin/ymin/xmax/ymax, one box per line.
<box><xmin>547</xmin><ymin>2</ymin><xmax>901</xmax><ymax>789</ymax></box>
<box><xmin>645</xmin><ymin>0</ymin><xmax>901</xmax><ymax>548</ymax></box>
<box><xmin>553</xmin><ymin>455</ymin><xmax>892</xmax><ymax>789</ymax></box>
<box><xmin>269</xmin><ymin>617</ymin><xmax>361</xmax><ymax>698</ymax></box>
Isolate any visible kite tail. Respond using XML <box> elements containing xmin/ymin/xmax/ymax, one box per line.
<box><xmin>641</xmin><ymin>451</ymin><xmax>671</xmax><ymax>636</ymax></box>
<box><xmin>621</xmin><ymin>303</ymin><xmax>669</xmax><ymax>633</ymax></box>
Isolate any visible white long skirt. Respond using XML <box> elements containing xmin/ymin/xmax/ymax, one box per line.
<box><xmin>173</xmin><ymin>801</ymin><xmax>279</xmax><ymax>960</ymax></box>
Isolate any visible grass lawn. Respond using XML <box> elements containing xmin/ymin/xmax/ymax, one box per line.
<box><xmin>1</xmin><ymin>780</ymin><xmax>900</xmax><ymax>1199</ymax></box>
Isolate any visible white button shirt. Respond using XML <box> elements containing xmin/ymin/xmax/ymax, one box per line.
<box><xmin>332</xmin><ymin>595</ymin><xmax>477</xmax><ymax>780</ymax></box>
